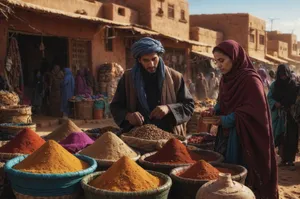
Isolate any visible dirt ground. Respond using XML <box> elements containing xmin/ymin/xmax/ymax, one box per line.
<box><xmin>278</xmin><ymin>154</ymin><xmax>300</xmax><ymax>199</ymax></box>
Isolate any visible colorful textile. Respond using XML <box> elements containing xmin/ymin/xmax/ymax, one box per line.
<box><xmin>60</xmin><ymin>68</ymin><xmax>75</xmax><ymax>115</ymax></box>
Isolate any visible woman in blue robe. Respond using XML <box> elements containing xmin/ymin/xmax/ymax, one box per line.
<box><xmin>60</xmin><ymin>68</ymin><xmax>75</xmax><ymax>117</ymax></box>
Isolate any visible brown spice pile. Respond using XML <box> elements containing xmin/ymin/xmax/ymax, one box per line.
<box><xmin>130</xmin><ymin>124</ymin><xmax>175</xmax><ymax>140</ymax></box>
<box><xmin>179</xmin><ymin>160</ymin><xmax>219</xmax><ymax>180</ymax></box>
<box><xmin>45</xmin><ymin>119</ymin><xmax>82</xmax><ymax>142</ymax></box>
<box><xmin>80</xmin><ymin>132</ymin><xmax>137</xmax><ymax>160</ymax></box>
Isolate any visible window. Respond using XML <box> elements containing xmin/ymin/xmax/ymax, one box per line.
<box><xmin>105</xmin><ymin>28</ymin><xmax>114</xmax><ymax>52</ymax></box>
<box><xmin>180</xmin><ymin>10</ymin><xmax>185</xmax><ymax>20</ymax></box>
<box><xmin>168</xmin><ymin>4</ymin><xmax>175</xmax><ymax>19</ymax></box>
<box><xmin>259</xmin><ymin>35</ymin><xmax>265</xmax><ymax>45</ymax></box>
<box><xmin>250</xmin><ymin>34</ymin><xmax>255</xmax><ymax>43</ymax></box>
<box><xmin>156</xmin><ymin>0</ymin><xmax>164</xmax><ymax>16</ymax></box>
<box><xmin>293</xmin><ymin>43</ymin><xmax>297</xmax><ymax>51</ymax></box>
<box><xmin>118</xmin><ymin>7</ymin><xmax>125</xmax><ymax>16</ymax></box>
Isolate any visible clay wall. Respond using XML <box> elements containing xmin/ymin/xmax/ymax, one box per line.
<box><xmin>267</xmin><ymin>40</ymin><xmax>288</xmax><ymax>58</ymax></box>
<box><xmin>190</xmin><ymin>27</ymin><xmax>223</xmax><ymax>46</ymax></box>
<box><xmin>267</xmin><ymin>32</ymin><xmax>298</xmax><ymax>57</ymax></box>
<box><xmin>103</xmin><ymin>3</ymin><xmax>138</xmax><ymax>24</ymax></box>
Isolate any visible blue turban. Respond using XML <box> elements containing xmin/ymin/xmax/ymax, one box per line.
<box><xmin>131</xmin><ymin>37</ymin><xmax>165</xmax><ymax>59</ymax></box>
<box><xmin>131</xmin><ymin>37</ymin><xmax>166</xmax><ymax>118</ymax></box>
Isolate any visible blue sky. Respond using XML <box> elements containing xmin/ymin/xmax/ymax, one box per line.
<box><xmin>189</xmin><ymin>0</ymin><xmax>300</xmax><ymax>39</ymax></box>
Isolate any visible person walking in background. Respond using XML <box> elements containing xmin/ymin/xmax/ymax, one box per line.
<box><xmin>84</xmin><ymin>67</ymin><xmax>96</xmax><ymax>95</ymax></box>
<box><xmin>186</xmin><ymin>79</ymin><xmax>195</xmax><ymax>97</ymax></box>
<box><xmin>31</xmin><ymin>69</ymin><xmax>44</xmax><ymax>114</ymax></box>
<box><xmin>195</xmin><ymin>73</ymin><xmax>208</xmax><ymax>100</ymax></box>
<box><xmin>75</xmin><ymin>68</ymin><xmax>91</xmax><ymax>96</ymax></box>
<box><xmin>49</xmin><ymin>64</ymin><xmax>64</xmax><ymax>117</ymax></box>
<box><xmin>60</xmin><ymin>68</ymin><xmax>75</xmax><ymax>118</ymax></box>
<box><xmin>268</xmin><ymin>64</ymin><xmax>299</xmax><ymax>169</ymax></box>
<box><xmin>208</xmin><ymin>72</ymin><xmax>219</xmax><ymax>99</ymax></box>
<box><xmin>258</xmin><ymin>68</ymin><xmax>270</xmax><ymax>93</ymax></box>
<box><xmin>269</xmin><ymin>69</ymin><xmax>276</xmax><ymax>83</ymax></box>
<box><xmin>208</xmin><ymin>40</ymin><xmax>278</xmax><ymax>199</ymax></box>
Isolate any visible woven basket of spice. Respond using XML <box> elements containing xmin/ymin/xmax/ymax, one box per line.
<box><xmin>79</xmin><ymin>132</ymin><xmax>141</xmax><ymax>170</ymax></box>
<box><xmin>169</xmin><ymin>161</ymin><xmax>247</xmax><ymax>199</ymax></box>
<box><xmin>0</xmin><ymin>105</ymin><xmax>32</xmax><ymax>123</ymax></box>
<box><xmin>0</xmin><ymin>128</ymin><xmax>45</xmax><ymax>162</ymax></box>
<box><xmin>81</xmin><ymin>157</ymin><xmax>172</xmax><ymax>199</ymax></box>
<box><xmin>4</xmin><ymin>141</ymin><xmax>97</xmax><ymax>199</ymax></box>
<box><xmin>0</xmin><ymin>123</ymin><xmax>36</xmax><ymax>135</ymax></box>
<box><xmin>120</xmin><ymin>124</ymin><xmax>186</xmax><ymax>152</ymax></box>
<box><xmin>138</xmin><ymin>138</ymin><xmax>224</xmax><ymax>175</ymax></box>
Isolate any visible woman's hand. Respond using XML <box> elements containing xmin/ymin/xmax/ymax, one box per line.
<box><xmin>212</xmin><ymin>116</ymin><xmax>221</xmax><ymax>126</ymax></box>
<box><xmin>275</xmin><ymin>102</ymin><xmax>281</xmax><ymax>109</ymax></box>
<box><xmin>201</xmin><ymin>108</ymin><xmax>215</xmax><ymax>117</ymax></box>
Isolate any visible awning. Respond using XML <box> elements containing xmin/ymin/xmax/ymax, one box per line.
<box><xmin>265</xmin><ymin>54</ymin><xmax>288</xmax><ymax>64</ymax></box>
<box><xmin>279</xmin><ymin>57</ymin><xmax>300</xmax><ymax>65</ymax></box>
<box><xmin>191</xmin><ymin>50</ymin><xmax>214</xmax><ymax>59</ymax></box>
<box><xmin>113</xmin><ymin>26</ymin><xmax>159</xmax><ymax>36</ymax></box>
<box><xmin>250</xmin><ymin>56</ymin><xmax>273</xmax><ymax>65</ymax></box>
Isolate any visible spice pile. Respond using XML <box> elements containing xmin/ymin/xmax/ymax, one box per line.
<box><xmin>130</xmin><ymin>124</ymin><xmax>174</xmax><ymax>140</ymax></box>
<box><xmin>0</xmin><ymin>128</ymin><xmax>45</xmax><ymax>154</ymax></box>
<box><xmin>179</xmin><ymin>160</ymin><xmax>219</xmax><ymax>180</ymax></box>
<box><xmin>59</xmin><ymin>132</ymin><xmax>94</xmax><ymax>153</ymax></box>
<box><xmin>14</xmin><ymin>140</ymin><xmax>88</xmax><ymax>174</ymax></box>
<box><xmin>45</xmin><ymin>119</ymin><xmax>82</xmax><ymax>142</ymax></box>
<box><xmin>89</xmin><ymin>156</ymin><xmax>161</xmax><ymax>191</ymax></box>
<box><xmin>194</xmin><ymin>98</ymin><xmax>216</xmax><ymax>113</ymax></box>
<box><xmin>80</xmin><ymin>132</ymin><xmax>137</xmax><ymax>160</ymax></box>
<box><xmin>145</xmin><ymin>138</ymin><xmax>201</xmax><ymax>164</ymax></box>
<box><xmin>179</xmin><ymin>160</ymin><xmax>235</xmax><ymax>180</ymax></box>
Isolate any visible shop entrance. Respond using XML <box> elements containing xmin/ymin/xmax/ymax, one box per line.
<box><xmin>6</xmin><ymin>32</ymin><xmax>68</xmax><ymax>114</ymax></box>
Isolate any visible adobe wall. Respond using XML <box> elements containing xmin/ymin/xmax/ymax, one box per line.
<box><xmin>190</xmin><ymin>14</ymin><xmax>249</xmax><ymax>49</ymax></box>
<box><xmin>298</xmin><ymin>42</ymin><xmax>300</xmax><ymax>56</ymax></box>
<box><xmin>149</xmin><ymin>0</ymin><xmax>189</xmax><ymax>39</ymax></box>
<box><xmin>8</xmin><ymin>9</ymin><xmax>98</xmax><ymax>39</ymax></box>
<box><xmin>267</xmin><ymin>32</ymin><xmax>297</xmax><ymax>57</ymax></box>
<box><xmin>190</xmin><ymin>27</ymin><xmax>223</xmax><ymax>46</ymax></box>
<box><xmin>22</xmin><ymin>0</ymin><xmax>103</xmax><ymax>17</ymax></box>
<box><xmin>98</xmin><ymin>0</ymin><xmax>152</xmax><ymax>27</ymax></box>
<box><xmin>247</xmin><ymin>14</ymin><xmax>266</xmax><ymax>59</ymax></box>
<box><xmin>190</xmin><ymin>14</ymin><xmax>266</xmax><ymax>58</ymax></box>
<box><xmin>103</xmin><ymin>3</ymin><xmax>138</xmax><ymax>24</ymax></box>
<box><xmin>91</xmin><ymin>30</ymin><xmax>126</xmax><ymax>76</ymax></box>
<box><xmin>267</xmin><ymin>40</ymin><xmax>288</xmax><ymax>58</ymax></box>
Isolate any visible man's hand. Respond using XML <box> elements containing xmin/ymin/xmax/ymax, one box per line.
<box><xmin>150</xmin><ymin>105</ymin><xmax>170</xmax><ymax>120</ymax></box>
<box><xmin>126</xmin><ymin>112</ymin><xmax>144</xmax><ymax>126</ymax></box>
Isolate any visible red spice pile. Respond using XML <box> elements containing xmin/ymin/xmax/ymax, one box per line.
<box><xmin>145</xmin><ymin>138</ymin><xmax>199</xmax><ymax>164</ymax></box>
<box><xmin>179</xmin><ymin>160</ymin><xmax>220</xmax><ymax>180</ymax></box>
<box><xmin>0</xmin><ymin>128</ymin><xmax>45</xmax><ymax>154</ymax></box>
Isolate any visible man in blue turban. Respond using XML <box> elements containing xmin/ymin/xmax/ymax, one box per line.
<box><xmin>110</xmin><ymin>37</ymin><xmax>194</xmax><ymax>136</ymax></box>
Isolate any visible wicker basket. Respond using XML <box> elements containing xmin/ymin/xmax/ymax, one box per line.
<box><xmin>202</xmin><ymin>116</ymin><xmax>220</xmax><ymax>125</ymax></box>
<box><xmin>0</xmin><ymin>105</ymin><xmax>32</xmax><ymax>123</ymax></box>
<box><xmin>75</xmin><ymin>101</ymin><xmax>94</xmax><ymax>120</ymax></box>
<box><xmin>81</xmin><ymin>171</ymin><xmax>172</xmax><ymax>199</ymax></box>
<box><xmin>120</xmin><ymin>133</ymin><xmax>186</xmax><ymax>152</ymax></box>
<box><xmin>138</xmin><ymin>149</ymin><xmax>224</xmax><ymax>175</ymax></box>
<box><xmin>0</xmin><ymin>123</ymin><xmax>36</xmax><ymax>135</ymax></box>
<box><xmin>187</xmin><ymin>133</ymin><xmax>216</xmax><ymax>150</ymax></box>
<box><xmin>169</xmin><ymin>163</ymin><xmax>248</xmax><ymax>199</ymax></box>
<box><xmin>5</xmin><ymin>155</ymin><xmax>97</xmax><ymax>198</ymax></box>
<box><xmin>12</xmin><ymin>191</ymin><xmax>79</xmax><ymax>199</ymax></box>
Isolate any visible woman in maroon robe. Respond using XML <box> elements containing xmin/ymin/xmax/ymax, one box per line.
<box><xmin>212</xmin><ymin>40</ymin><xmax>278</xmax><ymax>199</ymax></box>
